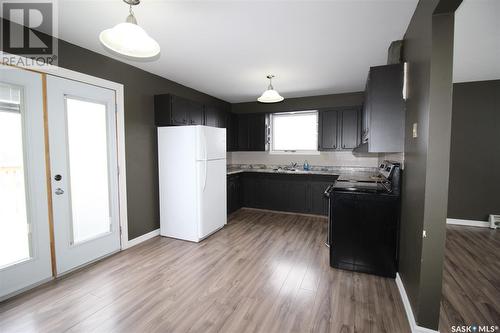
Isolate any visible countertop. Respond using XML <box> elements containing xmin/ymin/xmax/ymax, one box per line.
<box><xmin>226</xmin><ymin>167</ymin><xmax>338</xmax><ymax>177</ymax></box>
<box><xmin>227</xmin><ymin>165</ymin><xmax>381</xmax><ymax>182</ymax></box>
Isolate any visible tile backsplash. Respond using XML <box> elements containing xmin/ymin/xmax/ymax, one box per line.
<box><xmin>227</xmin><ymin>151</ymin><xmax>381</xmax><ymax>168</ymax></box>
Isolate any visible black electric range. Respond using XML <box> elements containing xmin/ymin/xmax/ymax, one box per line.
<box><xmin>326</xmin><ymin>161</ymin><xmax>402</xmax><ymax>278</ymax></box>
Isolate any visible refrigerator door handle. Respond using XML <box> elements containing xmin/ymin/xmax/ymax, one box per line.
<box><xmin>203</xmin><ymin>131</ymin><xmax>208</xmax><ymax>192</ymax></box>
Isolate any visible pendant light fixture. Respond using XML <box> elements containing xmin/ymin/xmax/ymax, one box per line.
<box><xmin>257</xmin><ymin>75</ymin><xmax>284</xmax><ymax>103</ymax></box>
<box><xmin>99</xmin><ymin>0</ymin><xmax>160</xmax><ymax>59</ymax></box>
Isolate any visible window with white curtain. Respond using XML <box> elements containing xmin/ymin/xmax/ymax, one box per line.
<box><xmin>270</xmin><ymin>111</ymin><xmax>319</xmax><ymax>154</ymax></box>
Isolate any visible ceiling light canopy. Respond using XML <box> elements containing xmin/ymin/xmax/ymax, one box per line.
<box><xmin>99</xmin><ymin>0</ymin><xmax>160</xmax><ymax>59</ymax></box>
<box><xmin>258</xmin><ymin>75</ymin><xmax>284</xmax><ymax>103</ymax></box>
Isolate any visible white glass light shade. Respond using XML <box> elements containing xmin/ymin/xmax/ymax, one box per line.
<box><xmin>257</xmin><ymin>89</ymin><xmax>284</xmax><ymax>103</ymax></box>
<box><xmin>99</xmin><ymin>22</ymin><xmax>160</xmax><ymax>58</ymax></box>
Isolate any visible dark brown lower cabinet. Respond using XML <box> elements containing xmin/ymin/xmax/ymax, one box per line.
<box><xmin>235</xmin><ymin>173</ymin><xmax>336</xmax><ymax>216</ymax></box>
<box><xmin>227</xmin><ymin>174</ymin><xmax>242</xmax><ymax>214</ymax></box>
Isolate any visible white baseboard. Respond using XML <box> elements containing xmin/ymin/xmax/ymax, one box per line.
<box><xmin>446</xmin><ymin>218</ymin><xmax>489</xmax><ymax>228</ymax></box>
<box><xmin>395</xmin><ymin>273</ymin><xmax>440</xmax><ymax>333</ymax></box>
<box><xmin>125</xmin><ymin>228</ymin><xmax>160</xmax><ymax>249</ymax></box>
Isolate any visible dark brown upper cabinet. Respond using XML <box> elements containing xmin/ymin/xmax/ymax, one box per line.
<box><xmin>319</xmin><ymin>108</ymin><xmax>360</xmax><ymax>151</ymax></box>
<box><xmin>356</xmin><ymin>63</ymin><xmax>405</xmax><ymax>153</ymax></box>
<box><xmin>154</xmin><ymin>94</ymin><xmax>204</xmax><ymax>126</ymax></box>
<box><xmin>187</xmin><ymin>102</ymin><xmax>204</xmax><ymax>125</ymax></box>
<box><xmin>226</xmin><ymin>113</ymin><xmax>238</xmax><ymax>152</ymax></box>
<box><xmin>319</xmin><ymin>110</ymin><xmax>338</xmax><ymax>150</ymax></box>
<box><xmin>205</xmin><ymin>105</ymin><xmax>226</xmax><ymax>128</ymax></box>
<box><xmin>237</xmin><ymin>114</ymin><xmax>250</xmax><ymax>151</ymax></box>
<box><xmin>340</xmin><ymin>109</ymin><xmax>360</xmax><ymax>149</ymax></box>
<box><xmin>236</xmin><ymin>113</ymin><xmax>265</xmax><ymax>151</ymax></box>
<box><xmin>248</xmin><ymin>113</ymin><xmax>266</xmax><ymax>151</ymax></box>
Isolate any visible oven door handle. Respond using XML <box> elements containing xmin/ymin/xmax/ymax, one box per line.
<box><xmin>324</xmin><ymin>184</ymin><xmax>334</xmax><ymax>198</ymax></box>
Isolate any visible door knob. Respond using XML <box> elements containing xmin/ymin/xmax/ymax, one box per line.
<box><xmin>55</xmin><ymin>188</ymin><xmax>64</xmax><ymax>195</ymax></box>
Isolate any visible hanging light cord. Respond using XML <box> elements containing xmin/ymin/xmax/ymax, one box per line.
<box><xmin>268</xmin><ymin>75</ymin><xmax>274</xmax><ymax>90</ymax></box>
<box><xmin>125</xmin><ymin>3</ymin><xmax>138</xmax><ymax>25</ymax></box>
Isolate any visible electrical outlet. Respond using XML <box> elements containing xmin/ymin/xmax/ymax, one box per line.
<box><xmin>412</xmin><ymin>123</ymin><xmax>418</xmax><ymax>138</ymax></box>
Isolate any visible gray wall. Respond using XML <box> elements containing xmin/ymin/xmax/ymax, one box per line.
<box><xmin>231</xmin><ymin>92</ymin><xmax>364</xmax><ymax>114</ymax></box>
<box><xmin>448</xmin><ymin>80</ymin><xmax>500</xmax><ymax>221</ymax></box>
<box><xmin>56</xmin><ymin>41</ymin><xmax>230</xmax><ymax>240</ymax></box>
<box><xmin>398</xmin><ymin>0</ymin><xmax>460</xmax><ymax>330</ymax></box>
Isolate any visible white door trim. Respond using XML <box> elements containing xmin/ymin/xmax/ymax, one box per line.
<box><xmin>1</xmin><ymin>52</ymin><xmax>129</xmax><ymax>250</ymax></box>
<box><xmin>127</xmin><ymin>228</ymin><xmax>160</xmax><ymax>248</ymax></box>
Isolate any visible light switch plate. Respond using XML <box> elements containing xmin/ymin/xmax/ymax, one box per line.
<box><xmin>412</xmin><ymin>123</ymin><xmax>418</xmax><ymax>138</ymax></box>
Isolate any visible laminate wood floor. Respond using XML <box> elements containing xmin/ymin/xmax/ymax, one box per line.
<box><xmin>440</xmin><ymin>225</ymin><xmax>500</xmax><ymax>332</ymax></box>
<box><xmin>0</xmin><ymin>209</ymin><xmax>410</xmax><ymax>333</ymax></box>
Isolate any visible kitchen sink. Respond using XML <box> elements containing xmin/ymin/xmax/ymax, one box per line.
<box><xmin>273</xmin><ymin>167</ymin><xmax>297</xmax><ymax>172</ymax></box>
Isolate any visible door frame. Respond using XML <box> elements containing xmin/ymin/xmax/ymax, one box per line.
<box><xmin>1</xmin><ymin>52</ymin><xmax>130</xmax><ymax>252</ymax></box>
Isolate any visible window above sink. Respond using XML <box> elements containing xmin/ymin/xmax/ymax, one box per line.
<box><xmin>268</xmin><ymin>110</ymin><xmax>320</xmax><ymax>155</ymax></box>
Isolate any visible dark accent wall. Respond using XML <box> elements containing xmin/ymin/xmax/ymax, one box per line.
<box><xmin>448</xmin><ymin>80</ymin><xmax>500</xmax><ymax>221</ymax></box>
<box><xmin>0</xmin><ymin>18</ymin><xmax>230</xmax><ymax>240</ymax></box>
<box><xmin>398</xmin><ymin>0</ymin><xmax>461</xmax><ymax>330</ymax></box>
<box><xmin>231</xmin><ymin>92</ymin><xmax>364</xmax><ymax>114</ymax></box>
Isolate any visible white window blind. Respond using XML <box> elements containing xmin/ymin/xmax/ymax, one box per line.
<box><xmin>0</xmin><ymin>83</ymin><xmax>21</xmax><ymax>113</ymax></box>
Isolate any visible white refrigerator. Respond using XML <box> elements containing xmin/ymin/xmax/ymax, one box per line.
<box><xmin>158</xmin><ymin>126</ymin><xmax>227</xmax><ymax>242</ymax></box>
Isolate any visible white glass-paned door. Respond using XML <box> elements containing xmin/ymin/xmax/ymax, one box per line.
<box><xmin>47</xmin><ymin>76</ymin><xmax>120</xmax><ymax>275</ymax></box>
<box><xmin>66</xmin><ymin>98</ymin><xmax>111</xmax><ymax>244</ymax></box>
<box><xmin>0</xmin><ymin>66</ymin><xmax>52</xmax><ymax>300</ymax></box>
<box><xmin>0</xmin><ymin>93</ymin><xmax>30</xmax><ymax>268</ymax></box>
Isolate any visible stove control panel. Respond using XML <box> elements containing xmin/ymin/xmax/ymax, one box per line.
<box><xmin>379</xmin><ymin>161</ymin><xmax>398</xmax><ymax>180</ymax></box>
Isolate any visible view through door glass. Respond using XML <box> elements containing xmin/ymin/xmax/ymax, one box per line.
<box><xmin>0</xmin><ymin>83</ymin><xmax>31</xmax><ymax>269</ymax></box>
<box><xmin>65</xmin><ymin>97</ymin><xmax>111</xmax><ymax>244</ymax></box>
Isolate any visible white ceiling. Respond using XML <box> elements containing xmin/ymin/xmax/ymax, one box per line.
<box><xmin>454</xmin><ymin>0</ymin><xmax>500</xmax><ymax>83</ymax></box>
<box><xmin>55</xmin><ymin>0</ymin><xmax>499</xmax><ymax>103</ymax></box>
<box><xmin>57</xmin><ymin>0</ymin><xmax>418</xmax><ymax>103</ymax></box>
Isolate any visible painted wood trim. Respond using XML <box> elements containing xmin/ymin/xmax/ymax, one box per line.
<box><xmin>125</xmin><ymin>229</ymin><xmax>160</xmax><ymax>249</ymax></box>
<box><xmin>41</xmin><ymin>74</ymin><xmax>57</xmax><ymax>277</ymax></box>
<box><xmin>446</xmin><ymin>218</ymin><xmax>489</xmax><ymax>228</ymax></box>
<box><xmin>115</xmin><ymin>88</ymin><xmax>129</xmax><ymax>249</ymax></box>
<box><xmin>396</xmin><ymin>273</ymin><xmax>441</xmax><ymax>333</ymax></box>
